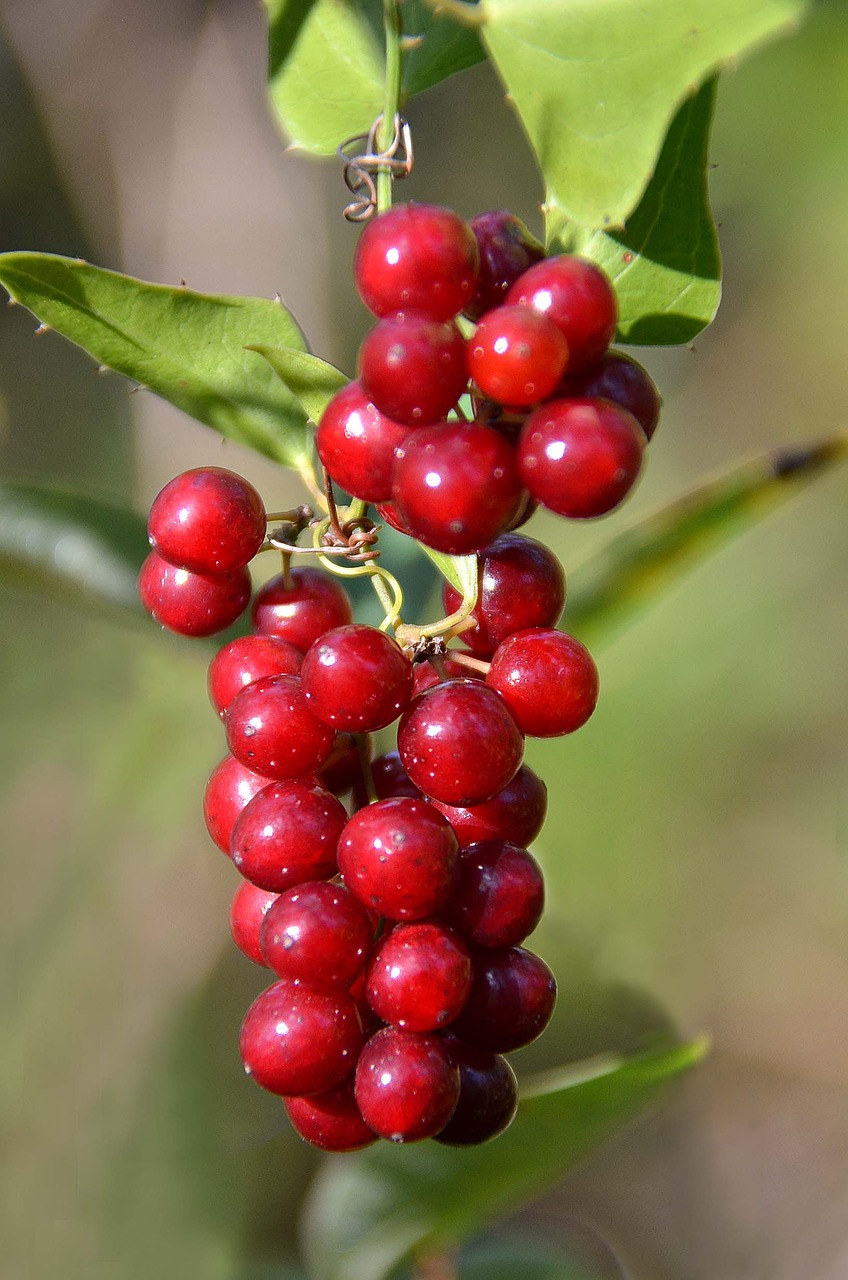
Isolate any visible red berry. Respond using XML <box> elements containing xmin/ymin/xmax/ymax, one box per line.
<box><xmin>507</xmin><ymin>255</ymin><xmax>617</xmax><ymax>372</ymax></box>
<box><xmin>442</xmin><ymin>840</ymin><xmax>544</xmax><ymax>948</ymax></box>
<box><xmin>391</xmin><ymin>422</ymin><xmax>523</xmax><ymax>555</ymax></box>
<box><xmin>397</xmin><ymin>680</ymin><xmax>524</xmax><ymax>806</ymax></box>
<box><xmin>138</xmin><ymin>551</ymin><xmax>251</xmax><ymax>637</ymax></box>
<box><xmin>252</xmin><ymin>567</ymin><xmax>352</xmax><ymax>651</ymax></box>
<box><xmin>316</xmin><ymin>380</ymin><xmax>410</xmax><ymax>502</ymax></box>
<box><xmin>354</xmin><ymin>202</ymin><xmax>479</xmax><ymax>321</ymax></box>
<box><xmin>358</xmin><ymin>312</ymin><xmax>468</xmax><ymax>426</ymax></box>
<box><xmin>230</xmin><ymin>778</ymin><xmax>347</xmax><ymax>891</ymax></box>
<box><xmin>517</xmin><ymin>397</ymin><xmax>644</xmax><ymax>518</ymax></box>
<box><xmin>226</xmin><ymin>674</ymin><xmax>334</xmax><ymax>780</ymax></box>
<box><xmin>366</xmin><ymin>922</ymin><xmax>472</xmax><ymax>1031</ymax></box>
<box><xmin>229</xmin><ymin>881</ymin><xmax>279</xmax><ymax>966</ymax></box>
<box><xmin>260</xmin><ymin>881</ymin><xmax>374</xmax><ymax>988</ymax></box>
<box><xmin>442</xmin><ymin>532</ymin><xmax>566</xmax><ymax>659</ymax></box>
<box><xmin>432</xmin><ymin>764</ymin><xmax>548</xmax><ymax>849</ymax></box>
<box><xmin>284</xmin><ymin>1077</ymin><xmax>377</xmax><ymax>1152</ymax></box>
<box><xmin>240</xmin><ymin>980</ymin><xmax>363</xmax><ymax>1096</ymax></box>
<box><xmin>433</xmin><ymin>1037</ymin><xmax>518</xmax><ymax>1146</ymax></box>
<box><xmin>301</xmin><ymin>624</ymin><xmax>413</xmax><ymax>733</ymax></box>
<box><xmin>468</xmin><ymin>305</ymin><xmax>568</xmax><ymax>407</ymax></box>
<box><xmin>464</xmin><ymin>211</ymin><xmax>545</xmax><ymax>322</ymax></box>
<box><xmin>208</xmin><ymin>634</ymin><xmax>302</xmax><ymax>719</ymax></box>
<box><xmin>354</xmin><ymin>1026</ymin><xmax>460</xmax><ymax>1142</ymax></box>
<box><xmin>560</xmin><ymin>350</ymin><xmax>661</xmax><ymax>440</ymax></box>
<box><xmin>203</xmin><ymin>755</ymin><xmax>272</xmax><ymax>854</ymax></box>
<box><xmin>451</xmin><ymin>946</ymin><xmax>557</xmax><ymax>1053</ymax></box>
<box><xmin>374</xmin><ymin>499</ymin><xmax>413</xmax><ymax>537</ymax></box>
<box><xmin>487</xmin><ymin>627</ymin><xmax>599</xmax><ymax>737</ymax></box>
<box><xmin>147</xmin><ymin>467</ymin><xmax>266</xmax><ymax>574</ymax></box>
<box><xmin>338</xmin><ymin>797</ymin><xmax>458</xmax><ymax>921</ymax></box>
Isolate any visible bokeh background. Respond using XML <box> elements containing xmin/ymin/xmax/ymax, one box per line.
<box><xmin>1</xmin><ymin>1</ymin><xmax>846</xmax><ymax>1277</ymax></box>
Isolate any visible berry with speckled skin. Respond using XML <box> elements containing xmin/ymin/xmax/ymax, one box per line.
<box><xmin>354</xmin><ymin>202</ymin><xmax>479</xmax><ymax>321</ymax></box>
<box><xmin>468</xmin><ymin>305</ymin><xmax>568</xmax><ymax>407</ymax></box>
<box><xmin>354</xmin><ymin>1026</ymin><xmax>460</xmax><ymax>1142</ymax></box>
<box><xmin>464</xmin><ymin>210</ymin><xmax>545</xmax><ymax>322</ymax></box>
<box><xmin>432</xmin><ymin>764</ymin><xmax>547</xmax><ymax>850</ymax></box>
<box><xmin>507</xmin><ymin>254</ymin><xmax>617</xmax><ymax>372</ymax></box>
<box><xmin>260</xmin><ymin>880</ymin><xmax>374</xmax><ymax>989</ymax></box>
<box><xmin>559</xmin><ymin>349</ymin><xmax>661</xmax><ymax>440</ymax></box>
<box><xmin>226</xmin><ymin>674</ymin><xmax>335</xmax><ymax>780</ymax></box>
<box><xmin>203</xmin><ymin>755</ymin><xmax>272</xmax><ymax>854</ymax></box>
<box><xmin>239</xmin><ymin>980</ymin><xmax>364</xmax><ymax>1096</ymax></box>
<box><xmin>138</xmin><ymin>552</ymin><xmax>251</xmax><ymax>637</ymax></box>
<box><xmin>366</xmin><ymin>921</ymin><xmax>472</xmax><ymax>1031</ymax></box>
<box><xmin>230</xmin><ymin>778</ymin><xmax>346</xmax><ymax>892</ymax></box>
<box><xmin>252</xmin><ymin>568</ymin><xmax>352</xmax><ymax>651</ymax></box>
<box><xmin>229</xmin><ymin>881</ymin><xmax>278</xmax><ymax>966</ymax></box>
<box><xmin>284</xmin><ymin>1078</ymin><xmax>377</xmax><ymax>1152</ymax></box>
<box><xmin>208</xmin><ymin>634</ymin><xmax>302</xmax><ymax>719</ymax></box>
<box><xmin>147</xmin><ymin>466</ymin><xmax>266</xmax><ymax>574</ymax></box>
<box><xmin>301</xmin><ymin>624</ymin><xmax>413</xmax><ymax>732</ymax></box>
<box><xmin>451</xmin><ymin>946</ymin><xmax>557</xmax><ymax>1054</ymax></box>
<box><xmin>443</xmin><ymin>840</ymin><xmax>544</xmax><ymax>948</ymax></box>
<box><xmin>358</xmin><ymin>312</ymin><xmax>468</xmax><ymax>426</ymax></box>
<box><xmin>337</xmin><ymin>797</ymin><xmax>458</xmax><ymax>921</ymax></box>
<box><xmin>487</xmin><ymin>627</ymin><xmax>599</xmax><ymax>737</ymax></box>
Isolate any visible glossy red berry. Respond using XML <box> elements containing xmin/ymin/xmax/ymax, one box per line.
<box><xmin>260</xmin><ymin>880</ymin><xmax>374</xmax><ymax>988</ymax></box>
<box><xmin>451</xmin><ymin>946</ymin><xmax>557</xmax><ymax>1053</ymax></box>
<box><xmin>487</xmin><ymin>627</ymin><xmax>599</xmax><ymax>737</ymax></box>
<box><xmin>442</xmin><ymin>532</ymin><xmax>566</xmax><ymax>659</ymax></box>
<box><xmin>354</xmin><ymin>1026</ymin><xmax>460</xmax><ymax>1142</ymax></box>
<box><xmin>397</xmin><ymin>680</ymin><xmax>524</xmax><ymax>806</ymax></box>
<box><xmin>138</xmin><ymin>551</ymin><xmax>251</xmax><ymax>637</ymax></box>
<box><xmin>240</xmin><ymin>980</ymin><xmax>363</xmax><ymax>1096</ymax></box>
<box><xmin>252</xmin><ymin>567</ymin><xmax>352</xmax><ymax>651</ymax></box>
<box><xmin>433</xmin><ymin>1038</ymin><xmax>518</xmax><ymax>1146</ymax></box>
<box><xmin>507</xmin><ymin>254</ymin><xmax>617</xmax><ymax>372</ymax></box>
<box><xmin>366</xmin><ymin>922</ymin><xmax>472</xmax><ymax>1031</ymax></box>
<box><xmin>284</xmin><ymin>1077</ymin><xmax>377</xmax><ymax>1152</ymax></box>
<box><xmin>147</xmin><ymin>467</ymin><xmax>266</xmax><ymax>574</ymax></box>
<box><xmin>316</xmin><ymin>380</ymin><xmax>411</xmax><ymax>502</ymax></box>
<box><xmin>337</xmin><ymin>797</ymin><xmax>459</xmax><ymax>921</ymax></box>
<box><xmin>230</xmin><ymin>778</ymin><xmax>347</xmax><ymax>891</ymax></box>
<box><xmin>203</xmin><ymin>755</ymin><xmax>272</xmax><ymax>854</ymax></box>
<box><xmin>391</xmin><ymin>422</ymin><xmax>523</xmax><ymax>556</ymax></box>
<box><xmin>354</xmin><ymin>202</ymin><xmax>479</xmax><ymax>321</ymax></box>
<box><xmin>468</xmin><ymin>306</ymin><xmax>568</xmax><ymax>407</ymax></box>
<box><xmin>229</xmin><ymin>882</ymin><xmax>278</xmax><ymax>966</ymax></box>
<box><xmin>464</xmin><ymin>210</ymin><xmax>545</xmax><ymax>321</ymax></box>
<box><xmin>432</xmin><ymin>764</ymin><xmax>548</xmax><ymax>849</ymax></box>
<box><xmin>560</xmin><ymin>350</ymin><xmax>661</xmax><ymax>440</ymax></box>
<box><xmin>358</xmin><ymin>312</ymin><xmax>468</xmax><ymax>426</ymax></box>
<box><xmin>226</xmin><ymin>674</ymin><xmax>335</xmax><ymax>780</ymax></box>
<box><xmin>517</xmin><ymin>397</ymin><xmax>645</xmax><ymax>518</ymax></box>
<box><xmin>301</xmin><ymin>624</ymin><xmax>413</xmax><ymax>732</ymax></box>
<box><xmin>208</xmin><ymin>634</ymin><xmax>302</xmax><ymax>718</ymax></box>
<box><xmin>442</xmin><ymin>840</ymin><xmax>544</xmax><ymax>948</ymax></box>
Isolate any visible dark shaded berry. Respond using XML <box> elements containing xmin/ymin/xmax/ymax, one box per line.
<box><xmin>451</xmin><ymin>946</ymin><xmax>557</xmax><ymax>1053</ymax></box>
<box><xmin>226</xmin><ymin>674</ymin><xmax>335</xmax><ymax>780</ymax></box>
<box><xmin>318</xmin><ymin>732</ymin><xmax>367</xmax><ymax>796</ymax></box>
<box><xmin>560</xmin><ymin>350</ymin><xmax>661</xmax><ymax>440</ymax></box>
<box><xmin>260</xmin><ymin>880</ymin><xmax>374</xmax><ymax>988</ymax></box>
<box><xmin>240</xmin><ymin>980</ymin><xmax>363</xmax><ymax>1096</ymax></box>
<box><xmin>442</xmin><ymin>840</ymin><xmax>544</xmax><ymax>948</ymax></box>
<box><xmin>354</xmin><ymin>202</ymin><xmax>479</xmax><ymax>321</ymax></box>
<box><xmin>358</xmin><ymin>312</ymin><xmax>468</xmax><ymax>426</ymax></box>
<box><xmin>464</xmin><ymin>210</ymin><xmax>545</xmax><ymax>321</ymax></box>
<box><xmin>366</xmin><ymin>922</ymin><xmax>472</xmax><ymax>1031</ymax></box>
<box><xmin>507</xmin><ymin>255</ymin><xmax>617</xmax><ymax>372</ymax></box>
<box><xmin>487</xmin><ymin>627</ymin><xmax>599</xmax><ymax>737</ymax></box>
<box><xmin>468</xmin><ymin>305</ymin><xmax>568</xmax><ymax>407</ymax></box>
<box><xmin>203</xmin><ymin>755</ymin><xmax>272</xmax><ymax>854</ymax></box>
<box><xmin>230</xmin><ymin>778</ymin><xmax>347</xmax><ymax>891</ymax></box>
<box><xmin>337</xmin><ymin>797</ymin><xmax>458</xmax><ymax>921</ymax></box>
<box><xmin>432</xmin><ymin>764</ymin><xmax>548</xmax><ymax>849</ymax></box>
<box><xmin>351</xmin><ymin>749</ymin><xmax>423</xmax><ymax>809</ymax></box>
<box><xmin>208</xmin><ymin>634</ymin><xmax>302</xmax><ymax>719</ymax></box>
<box><xmin>252</xmin><ymin>567</ymin><xmax>352</xmax><ymax>651</ymax></box>
<box><xmin>301</xmin><ymin>624</ymin><xmax>413</xmax><ymax>732</ymax></box>
<box><xmin>434</xmin><ymin>1037</ymin><xmax>518</xmax><ymax>1145</ymax></box>
<box><xmin>284</xmin><ymin>1077</ymin><xmax>377</xmax><ymax>1152</ymax></box>
<box><xmin>147</xmin><ymin>466</ymin><xmax>266</xmax><ymax>573</ymax></box>
<box><xmin>316</xmin><ymin>380</ymin><xmax>410</xmax><ymax>502</ymax></box>
<box><xmin>229</xmin><ymin>881</ymin><xmax>278</xmax><ymax>966</ymax></box>
<box><xmin>138</xmin><ymin>551</ymin><xmax>251</xmax><ymax>637</ymax></box>
<box><xmin>354</xmin><ymin>1026</ymin><xmax>460</xmax><ymax>1142</ymax></box>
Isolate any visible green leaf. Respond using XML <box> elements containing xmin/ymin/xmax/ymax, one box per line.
<box><xmin>301</xmin><ymin>1039</ymin><xmax>706</xmax><ymax>1280</ymax></box>
<box><xmin>419</xmin><ymin>546</ymin><xmax>478</xmax><ymax>600</ymax></box>
<box><xmin>457</xmin><ymin>1238</ymin><xmax>597</xmax><ymax>1280</ymax></box>
<box><xmin>0</xmin><ymin>253</ymin><xmax>314</xmax><ymax>474</ymax></box>
<box><xmin>248</xmin><ymin>345</ymin><xmax>349</xmax><ymax>425</ymax></box>
<box><xmin>0</xmin><ymin>481</ymin><xmax>147</xmax><ymax>621</ymax></box>
<box><xmin>482</xmin><ymin>0</ymin><xmax>808</xmax><ymax>230</ymax></box>
<box><xmin>548</xmin><ymin>80</ymin><xmax>722</xmax><ymax>346</ymax></box>
<box><xmin>568</xmin><ymin>436</ymin><xmax>848</xmax><ymax>650</ymax></box>
<box><xmin>264</xmin><ymin>0</ymin><xmax>483</xmax><ymax>155</ymax></box>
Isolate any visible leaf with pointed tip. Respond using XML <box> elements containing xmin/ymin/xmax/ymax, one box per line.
<box><xmin>568</xmin><ymin>436</ymin><xmax>848</xmax><ymax>650</ymax></box>
<box><xmin>301</xmin><ymin>1039</ymin><xmax>706</xmax><ymax>1280</ymax></box>
<box><xmin>0</xmin><ymin>253</ymin><xmax>314</xmax><ymax>474</ymax></box>
<box><xmin>420</xmin><ymin>547</ymin><xmax>478</xmax><ymax>601</ymax></box>
<box><xmin>248</xmin><ymin>345</ymin><xmax>349</xmax><ymax>426</ymax></box>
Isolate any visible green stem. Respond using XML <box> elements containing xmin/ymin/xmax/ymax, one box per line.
<box><xmin>377</xmin><ymin>0</ymin><xmax>404</xmax><ymax>214</ymax></box>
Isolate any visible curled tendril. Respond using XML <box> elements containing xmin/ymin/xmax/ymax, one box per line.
<box><xmin>337</xmin><ymin>114</ymin><xmax>413</xmax><ymax>222</ymax></box>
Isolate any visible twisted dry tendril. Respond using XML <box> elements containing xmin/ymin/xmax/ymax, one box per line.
<box><xmin>337</xmin><ymin>114</ymin><xmax>413</xmax><ymax>222</ymax></box>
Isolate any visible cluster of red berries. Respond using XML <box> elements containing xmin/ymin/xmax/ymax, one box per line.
<box><xmin>317</xmin><ymin>202</ymin><xmax>660</xmax><ymax>555</ymax></box>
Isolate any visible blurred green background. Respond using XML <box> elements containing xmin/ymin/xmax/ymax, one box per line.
<box><xmin>0</xmin><ymin>1</ymin><xmax>846</xmax><ymax>1277</ymax></box>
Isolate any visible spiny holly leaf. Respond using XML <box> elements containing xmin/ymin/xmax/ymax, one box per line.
<box><xmin>481</xmin><ymin>0</ymin><xmax>808</xmax><ymax>230</ymax></box>
<box><xmin>248</xmin><ymin>345</ymin><xmax>349</xmax><ymax>425</ymax></box>
<box><xmin>568</xmin><ymin>435</ymin><xmax>848</xmax><ymax>649</ymax></box>
<box><xmin>301</xmin><ymin>1039</ymin><xmax>706</xmax><ymax>1280</ymax></box>
<box><xmin>0</xmin><ymin>481</ymin><xmax>147</xmax><ymax>621</ymax></box>
<box><xmin>548</xmin><ymin>80</ymin><xmax>722</xmax><ymax>346</ymax></box>
<box><xmin>0</xmin><ymin>254</ymin><xmax>314</xmax><ymax>475</ymax></box>
<box><xmin>264</xmin><ymin>0</ymin><xmax>483</xmax><ymax>155</ymax></box>
<box><xmin>420</xmin><ymin>546</ymin><xmax>478</xmax><ymax>600</ymax></box>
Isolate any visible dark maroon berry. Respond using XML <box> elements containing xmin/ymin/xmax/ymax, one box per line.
<box><xmin>391</xmin><ymin>422</ymin><xmax>523</xmax><ymax>556</ymax></box>
<box><xmin>464</xmin><ymin>211</ymin><xmax>545</xmax><ymax>322</ymax></box>
<box><xmin>451</xmin><ymin>946</ymin><xmax>557</xmax><ymax>1053</ymax></box>
<box><xmin>434</xmin><ymin>1037</ymin><xmax>518</xmax><ymax>1145</ymax></box>
<box><xmin>203</xmin><ymin>755</ymin><xmax>272</xmax><ymax>854</ymax></box>
<box><xmin>442</xmin><ymin>532</ymin><xmax>566</xmax><ymax>659</ymax></box>
<box><xmin>316</xmin><ymin>381</ymin><xmax>411</xmax><ymax>502</ymax></box>
<box><xmin>487</xmin><ymin>627</ymin><xmax>599</xmax><ymax>737</ymax></box>
<box><xmin>358</xmin><ymin>312</ymin><xmax>468</xmax><ymax>426</ymax></box>
<box><xmin>354</xmin><ymin>202</ymin><xmax>479</xmax><ymax>321</ymax></box>
<box><xmin>354</xmin><ymin>1026</ymin><xmax>460</xmax><ymax>1142</ymax></box>
<box><xmin>138</xmin><ymin>551</ymin><xmax>251</xmax><ymax>637</ymax></box>
<box><xmin>260</xmin><ymin>880</ymin><xmax>374</xmax><ymax>988</ymax></box>
<box><xmin>397</xmin><ymin>680</ymin><xmax>524</xmax><ymax>806</ymax></box>
<box><xmin>240</xmin><ymin>980</ymin><xmax>363</xmax><ymax>1096</ymax></box>
<box><xmin>208</xmin><ymin>634</ymin><xmax>302</xmax><ymax>718</ymax></box>
<box><xmin>560</xmin><ymin>350</ymin><xmax>661</xmax><ymax>440</ymax></box>
<box><xmin>507</xmin><ymin>255</ymin><xmax>617</xmax><ymax>372</ymax></box>
<box><xmin>411</xmin><ymin>654</ymin><xmax>484</xmax><ymax>697</ymax></box>
<box><xmin>366</xmin><ymin>922</ymin><xmax>472</xmax><ymax>1031</ymax></box>
<box><xmin>432</xmin><ymin>764</ymin><xmax>548</xmax><ymax>849</ymax></box>
<box><xmin>351</xmin><ymin>749</ymin><xmax>423</xmax><ymax>809</ymax></box>
<box><xmin>507</xmin><ymin>490</ymin><xmax>540</xmax><ymax>531</ymax></box>
<box><xmin>147</xmin><ymin>466</ymin><xmax>266</xmax><ymax>574</ymax></box>
<box><xmin>226</xmin><ymin>674</ymin><xmax>335</xmax><ymax>780</ymax></box>
<box><xmin>338</xmin><ymin>797</ymin><xmax>458</xmax><ymax>921</ymax></box>
<box><xmin>284</xmin><ymin>1077</ymin><xmax>377</xmax><ymax>1152</ymax></box>
<box><xmin>252</xmin><ymin>567</ymin><xmax>352</xmax><ymax>651</ymax></box>
<box><xmin>468</xmin><ymin>305</ymin><xmax>568</xmax><ymax>407</ymax></box>
<box><xmin>318</xmin><ymin>732</ymin><xmax>367</xmax><ymax>796</ymax></box>
<box><xmin>443</xmin><ymin>840</ymin><xmax>544</xmax><ymax>948</ymax></box>
<box><xmin>230</xmin><ymin>778</ymin><xmax>347</xmax><ymax>891</ymax></box>
<box><xmin>517</xmin><ymin>397</ymin><xmax>644</xmax><ymax>518</ymax></box>
<box><xmin>229</xmin><ymin>881</ymin><xmax>278</xmax><ymax>966</ymax></box>
<box><xmin>301</xmin><ymin>624</ymin><xmax>413</xmax><ymax>733</ymax></box>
